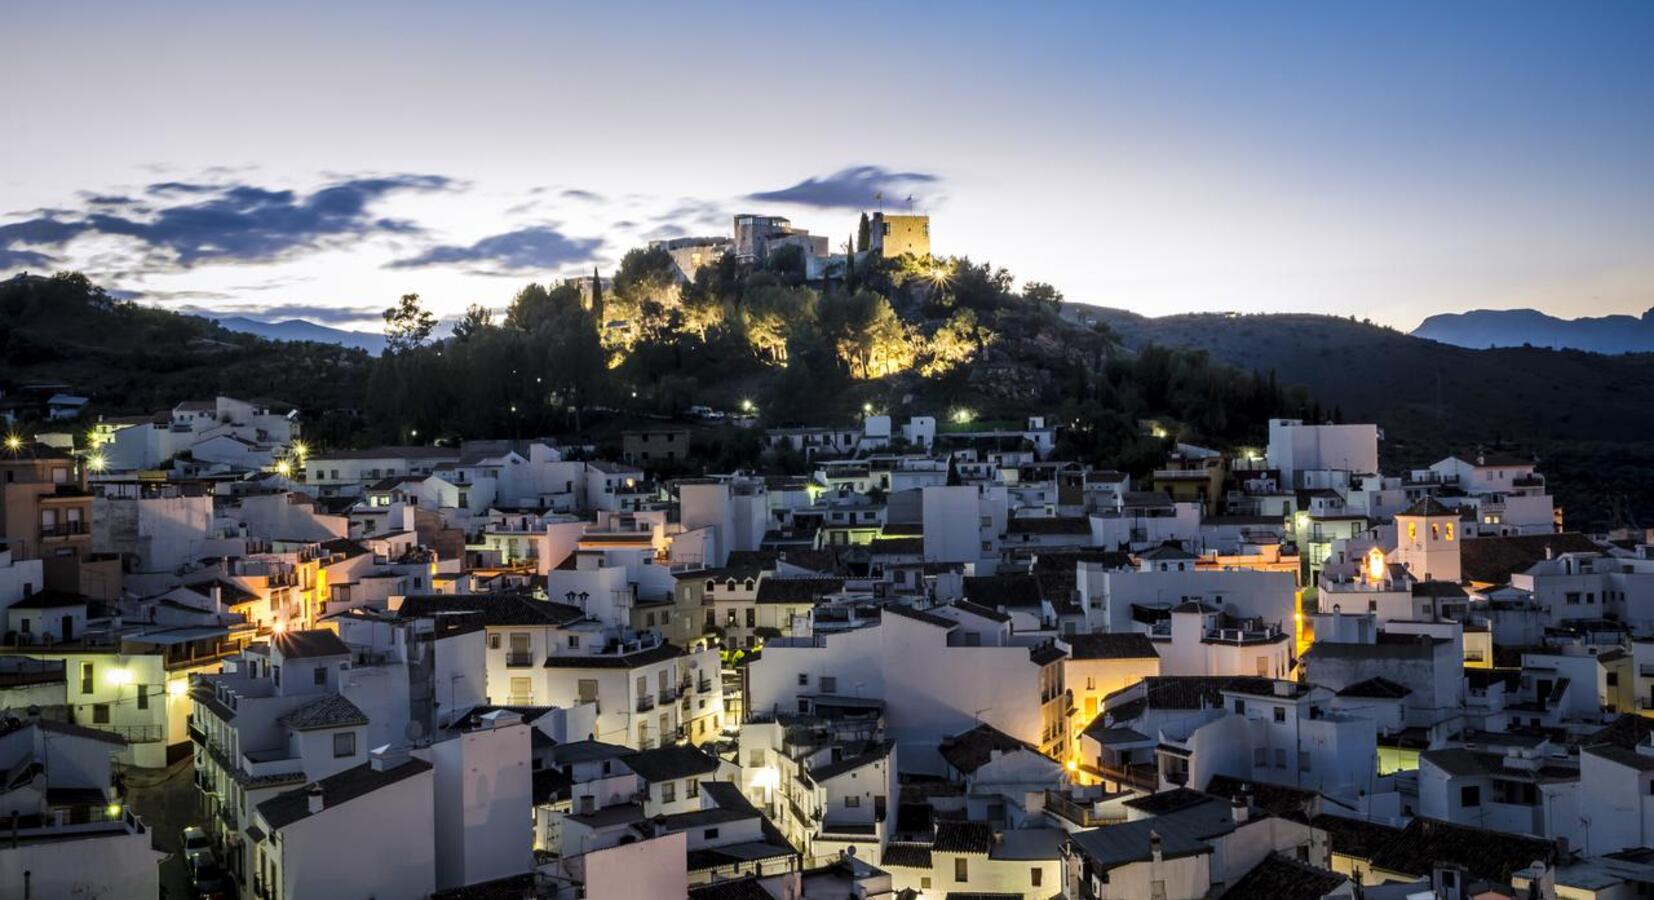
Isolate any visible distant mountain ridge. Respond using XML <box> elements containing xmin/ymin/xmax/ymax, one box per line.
<box><xmin>214</xmin><ymin>315</ymin><xmax>386</xmax><ymax>354</ymax></box>
<box><xmin>1411</xmin><ymin>307</ymin><xmax>1654</xmax><ymax>354</ymax></box>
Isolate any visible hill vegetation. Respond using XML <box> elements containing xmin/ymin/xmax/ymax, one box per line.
<box><xmin>1088</xmin><ymin>307</ymin><xmax>1654</xmax><ymax>529</ymax></box>
<box><xmin>3</xmin><ymin>262</ymin><xmax>1312</xmax><ymax>479</ymax></box>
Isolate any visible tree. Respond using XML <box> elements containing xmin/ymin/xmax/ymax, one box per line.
<box><xmin>505</xmin><ymin>282</ymin><xmax>582</xmax><ymax>331</ymax></box>
<box><xmin>741</xmin><ymin>285</ymin><xmax>816</xmax><ymax>365</ymax></box>
<box><xmin>383</xmin><ymin>293</ymin><xmax>437</xmax><ymax>353</ymax></box>
<box><xmin>857</xmin><ymin>212</ymin><xmax>871</xmax><ymax>252</ymax></box>
<box><xmin>1022</xmin><ymin>281</ymin><xmax>1063</xmax><ymax>310</ymax></box>
<box><xmin>590</xmin><ymin>266</ymin><xmax>603</xmax><ymax>323</ymax></box>
<box><xmin>452</xmin><ymin>303</ymin><xmax>494</xmax><ymax>340</ymax></box>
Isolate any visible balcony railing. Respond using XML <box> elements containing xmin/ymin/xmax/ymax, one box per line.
<box><xmin>86</xmin><ymin>723</ymin><xmax>164</xmax><ymax>743</ymax></box>
<box><xmin>40</xmin><ymin>522</ymin><xmax>88</xmax><ymax>538</ymax></box>
<box><xmin>658</xmin><ymin>687</ymin><xmax>677</xmax><ymax>704</ymax></box>
<box><xmin>1044</xmin><ymin>790</ymin><xmax>1117</xmax><ymax>828</ymax></box>
<box><xmin>637</xmin><ymin>695</ymin><xmax>655</xmax><ymax>712</ymax></box>
<box><xmin>505</xmin><ymin>652</ymin><xmax>535</xmax><ymax>668</ymax></box>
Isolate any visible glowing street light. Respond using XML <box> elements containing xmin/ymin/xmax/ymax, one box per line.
<box><xmin>863</xmin><ymin>403</ymin><xmax>874</xmax><ymax>415</ymax></box>
<box><xmin>291</xmin><ymin>441</ymin><xmax>309</xmax><ymax>458</ymax></box>
<box><xmin>87</xmin><ymin>453</ymin><xmax>107</xmax><ymax>472</ymax></box>
<box><xmin>740</xmin><ymin>399</ymin><xmax>755</xmax><ymax>414</ymax></box>
<box><xmin>951</xmin><ymin>408</ymin><xmax>974</xmax><ymax>425</ymax></box>
<box><xmin>276</xmin><ymin>460</ymin><xmax>292</xmax><ymax>477</ymax></box>
<box><xmin>3</xmin><ymin>435</ymin><xmax>20</xmax><ymax>452</ymax></box>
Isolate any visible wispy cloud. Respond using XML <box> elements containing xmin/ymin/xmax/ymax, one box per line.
<box><xmin>747</xmin><ymin>165</ymin><xmax>941</xmax><ymax>209</ymax></box>
<box><xmin>387</xmin><ymin>225</ymin><xmax>602</xmax><ymax>273</ymax></box>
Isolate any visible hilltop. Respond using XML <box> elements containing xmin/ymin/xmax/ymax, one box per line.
<box><xmin>1412</xmin><ymin>307</ymin><xmax>1654</xmax><ymax>354</ymax></box>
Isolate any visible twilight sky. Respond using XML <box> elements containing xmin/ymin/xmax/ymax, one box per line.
<box><xmin>3</xmin><ymin>1</ymin><xmax>1651</xmax><ymax>331</ymax></box>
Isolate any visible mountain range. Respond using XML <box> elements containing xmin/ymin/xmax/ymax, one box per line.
<box><xmin>214</xmin><ymin>316</ymin><xmax>386</xmax><ymax>354</ymax></box>
<box><xmin>1411</xmin><ymin>307</ymin><xmax>1654</xmax><ymax>354</ymax></box>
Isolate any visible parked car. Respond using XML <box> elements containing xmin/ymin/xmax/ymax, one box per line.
<box><xmin>184</xmin><ymin>848</ymin><xmax>214</xmax><ymax>878</ymax></box>
<box><xmin>180</xmin><ymin>825</ymin><xmax>211</xmax><ymax>855</ymax></box>
<box><xmin>192</xmin><ymin>864</ymin><xmax>231</xmax><ymax>900</ymax></box>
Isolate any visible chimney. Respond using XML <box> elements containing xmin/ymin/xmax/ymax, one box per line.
<box><xmin>1149</xmin><ymin>830</ymin><xmax>1163</xmax><ymax>863</ymax></box>
<box><xmin>306</xmin><ymin>784</ymin><xmax>324</xmax><ymax>815</ymax></box>
<box><xmin>370</xmin><ymin>744</ymin><xmax>410</xmax><ymax>771</ymax></box>
<box><xmin>1231</xmin><ymin>793</ymin><xmax>1249</xmax><ymax>824</ymax></box>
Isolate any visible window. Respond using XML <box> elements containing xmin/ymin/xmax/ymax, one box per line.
<box><xmin>1408</xmin><ymin>522</ymin><xmax>1418</xmax><ymax>542</ymax></box>
<box><xmin>1274</xmin><ymin>748</ymin><xmax>1286</xmax><ymax>768</ymax></box>
<box><xmin>798</xmin><ymin>673</ymin><xmax>809</xmax><ymax>686</ymax></box>
<box><xmin>1461</xmin><ymin>785</ymin><xmax>1481</xmax><ymax>807</ymax></box>
<box><xmin>93</xmin><ymin>704</ymin><xmax>110</xmax><ymax>724</ymax></box>
<box><xmin>921</xmin><ymin>877</ymin><xmax>932</xmax><ymax>890</ymax></box>
<box><xmin>80</xmin><ymin>662</ymin><xmax>94</xmax><ymax>694</ymax></box>
<box><xmin>568</xmin><ymin>635</ymin><xmax>579</xmax><ymax>649</ymax></box>
<box><xmin>1608</xmin><ymin>672</ymin><xmax>1620</xmax><ymax>686</ymax></box>
<box><xmin>334</xmin><ymin>732</ymin><xmax>356</xmax><ymax>758</ymax></box>
<box><xmin>314</xmin><ymin>666</ymin><xmax>327</xmax><ymax>686</ymax></box>
<box><xmin>661</xmin><ymin>781</ymin><xmax>676</xmax><ymax>803</ymax></box>
<box><xmin>845</xmin><ymin>796</ymin><xmax>860</xmax><ymax>808</ymax></box>
<box><xmin>577</xmin><ymin>680</ymin><xmax>598</xmax><ymax>703</ymax></box>
<box><xmin>955</xmin><ymin>858</ymin><xmax>968</xmax><ymax>882</ymax></box>
<box><xmin>745</xmin><ymin>608</ymin><xmax>756</xmax><ymax>628</ymax></box>
<box><xmin>1273</xmin><ymin>707</ymin><xmax>1286</xmax><ymax>724</ymax></box>
<box><xmin>748</xmin><ymin>749</ymin><xmax>765</xmax><ymax>767</ymax></box>
<box><xmin>489</xmin><ymin>633</ymin><xmax>502</xmax><ymax>649</ymax></box>
<box><xmin>703</xmin><ymin>828</ymin><xmax>719</xmax><ymax>840</ymax></box>
<box><xmin>1254</xmin><ymin>747</ymin><xmax>1267</xmax><ymax>766</ymax></box>
<box><xmin>1233</xmin><ymin>699</ymin><xmax>1246</xmax><ymax>715</ymax></box>
<box><xmin>137</xmin><ymin>685</ymin><xmax>149</xmax><ymax>710</ymax></box>
<box><xmin>1299</xmin><ymin>751</ymin><xmax>1311</xmax><ymax>772</ymax></box>
<box><xmin>1031</xmin><ymin>868</ymin><xmax>1043</xmax><ymax>887</ymax></box>
<box><xmin>687</xmin><ymin>778</ymin><xmax>699</xmax><ymax>798</ymax></box>
<box><xmin>820</xmin><ymin>676</ymin><xmax>838</xmax><ymax>693</ymax></box>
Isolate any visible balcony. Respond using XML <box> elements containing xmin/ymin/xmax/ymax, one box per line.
<box><xmin>505</xmin><ymin>652</ymin><xmax>535</xmax><ymax>668</ymax></box>
<box><xmin>1044</xmin><ymin>790</ymin><xmax>1118</xmax><ymax>828</ymax></box>
<box><xmin>637</xmin><ymin>695</ymin><xmax>655</xmax><ymax>713</ymax></box>
<box><xmin>658</xmin><ymin>687</ymin><xmax>678</xmax><ymax>704</ymax></box>
<box><xmin>698</xmin><ymin>678</ymin><xmax>714</xmax><ymax>693</ymax></box>
<box><xmin>39</xmin><ymin>521</ymin><xmax>88</xmax><ymax>538</ymax></box>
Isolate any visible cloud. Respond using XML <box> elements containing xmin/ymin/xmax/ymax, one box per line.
<box><xmin>0</xmin><ymin>217</ymin><xmax>94</xmax><ymax>268</ymax></box>
<box><xmin>0</xmin><ymin>174</ymin><xmax>455</xmax><ymax>273</ymax></box>
<box><xmin>387</xmin><ymin>225</ymin><xmax>602</xmax><ymax>273</ymax></box>
<box><xmin>561</xmin><ymin>189</ymin><xmax>604</xmax><ymax>202</ymax></box>
<box><xmin>746</xmin><ymin>165</ymin><xmax>941</xmax><ymax>209</ymax></box>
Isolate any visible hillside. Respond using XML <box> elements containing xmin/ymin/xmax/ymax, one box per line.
<box><xmin>1087</xmin><ymin>307</ymin><xmax>1654</xmax><ymax>528</ymax></box>
<box><xmin>0</xmin><ymin>272</ymin><xmax>373</xmax><ymax>444</ymax></box>
<box><xmin>1412</xmin><ymin>307</ymin><xmax>1654</xmax><ymax>354</ymax></box>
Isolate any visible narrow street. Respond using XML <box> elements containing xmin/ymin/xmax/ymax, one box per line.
<box><xmin>125</xmin><ymin>755</ymin><xmax>198</xmax><ymax>899</ymax></box>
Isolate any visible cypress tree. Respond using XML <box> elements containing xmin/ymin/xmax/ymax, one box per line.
<box><xmin>857</xmin><ymin>212</ymin><xmax>871</xmax><ymax>252</ymax></box>
<box><xmin>590</xmin><ymin>266</ymin><xmax>603</xmax><ymax>322</ymax></box>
